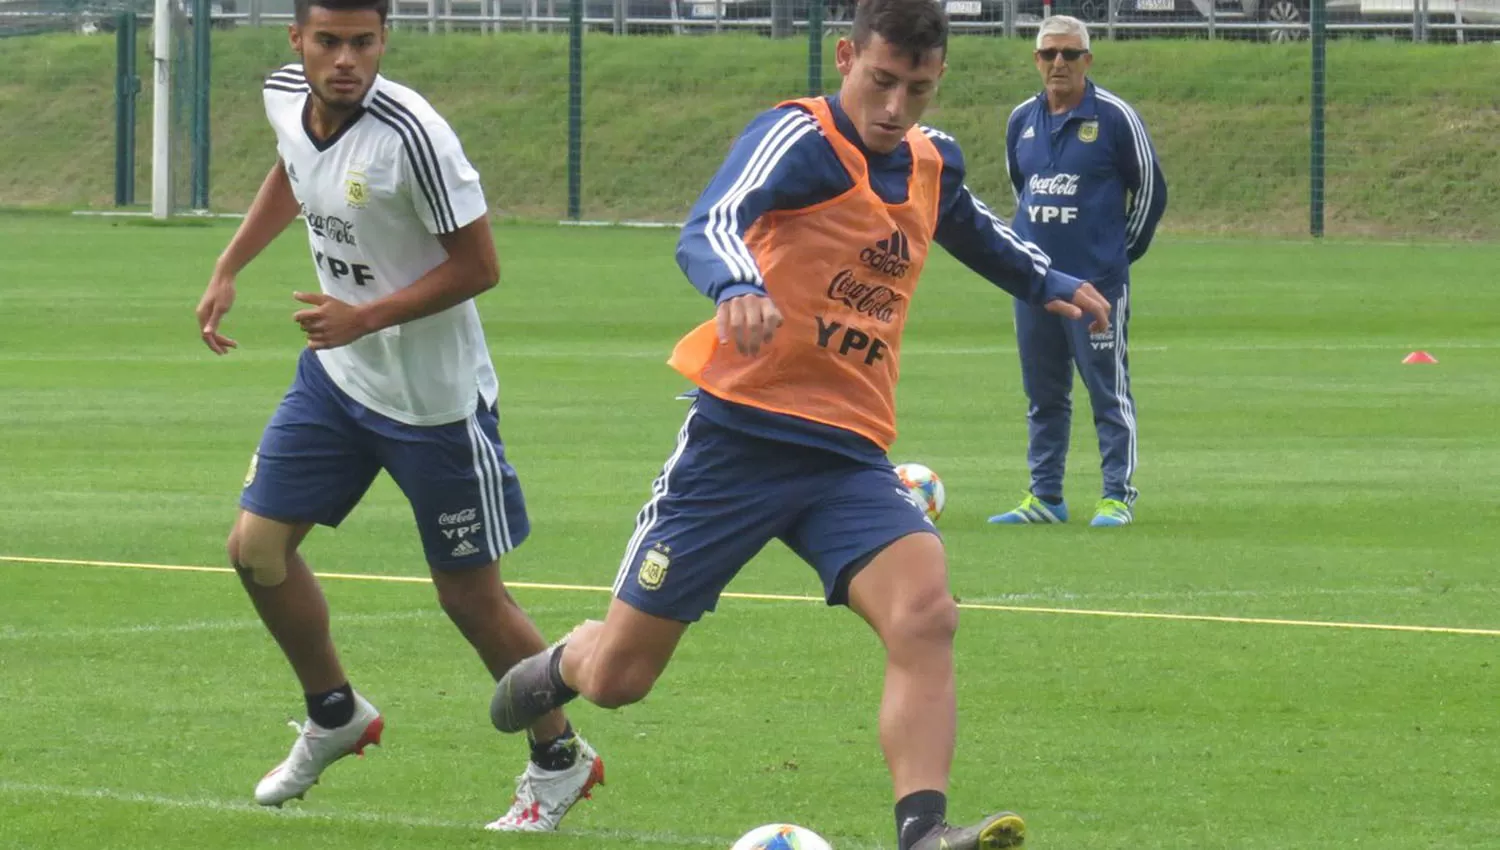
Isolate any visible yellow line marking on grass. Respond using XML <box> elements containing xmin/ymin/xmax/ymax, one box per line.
<box><xmin>0</xmin><ymin>554</ymin><xmax>821</xmax><ymax>598</ymax></box>
<box><xmin>4</xmin><ymin>554</ymin><xmax>1498</xmax><ymax>637</ymax></box>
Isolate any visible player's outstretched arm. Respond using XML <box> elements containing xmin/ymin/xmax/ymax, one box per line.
<box><xmin>931</xmin><ymin>174</ymin><xmax>1110</xmax><ymax>334</ymax></box>
<box><xmin>293</xmin><ymin>213</ymin><xmax>499</xmax><ymax>350</ymax></box>
<box><xmin>196</xmin><ymin>158</ymin><xmax>301</xmax><ymax>354</ymax></box>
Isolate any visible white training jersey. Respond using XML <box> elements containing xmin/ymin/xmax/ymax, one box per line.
<box><xmin>263</xmin><ymin>63</ymin><xmax>496</xmax><ymax>427</ymax></box>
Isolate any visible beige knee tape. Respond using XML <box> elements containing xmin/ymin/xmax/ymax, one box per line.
<box><xmin>246</xmin><ymin>558</ymin><xmax>288</xmax><ymax>587</ymax></box>
<box><xmin>235</xmin><ymin>543</ymin><xmax>289</xmax><ymax>587</ymax></box>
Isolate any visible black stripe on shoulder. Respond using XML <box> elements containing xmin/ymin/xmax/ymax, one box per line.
<box><xmin>265</xmin><ymin>65</ymin><xmax>308</xmax><ymax>92</ymax></box>
<box><xmin>367</xmin><ymin>101</ymin><xmax>452</xmax><ymax>233</ymax></box>
<box><xmin>264</xmin><ymin>82</ymin><xmax>310</xmax><ymax>94</ymax></box>
<box><xmin>370</xmin><ymin>93</ymin><xmax>456</xmax><ymax>233</ymax></box>
<box><xmin>372</xmin><ymin>93</ymin><xmax>455</xmax><ymax>232</ymax></box>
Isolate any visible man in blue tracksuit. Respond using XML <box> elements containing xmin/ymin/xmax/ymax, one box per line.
<box><xmin>990</xmin><ymin>15</ymin><xmax>1167</xmax><ymax>528</ymax></box>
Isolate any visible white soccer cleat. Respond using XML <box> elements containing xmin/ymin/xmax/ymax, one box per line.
<box><xmin>484</xmin><ymin>737</ymin><xmax>605</xmax><ymax>832</ymax></box>
<box><xmin>254</xmin><ymin>692</ymin><xmax>385</xmax><ymax>807</ymax></box>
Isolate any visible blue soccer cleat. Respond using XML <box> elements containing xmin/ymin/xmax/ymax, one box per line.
<box><xmin>1089</xmin><ymin>498</ymin><xmax>1133</xmax><ymax>527</ymax></box>
<box><xmin>988</xmin><ymin>494</ymin><xmax>1068</xmax><ymax>525</ymax></box>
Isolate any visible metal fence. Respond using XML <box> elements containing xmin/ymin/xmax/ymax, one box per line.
<box><xmin>4</xmin><ymin>0</ymin><xmax>1497</xmax><ymax>236</ymax></box>
<box><xmin>6</xmin><ymin>0</ymin><xmax>1499</xmax><ymax>40</ymax></box>
<box><xmin>263</xmin><ymin>0</ymin><xmax>1500</xmax><ymax>41</ymax></box>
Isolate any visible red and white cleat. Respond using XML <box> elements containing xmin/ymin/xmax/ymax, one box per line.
<box><xmin>484</xmin><ymin>737</ymin><xmax>604</xmax><ymax>832</ymax></box>
<box><xmin>254</xmin><ymin>691</ymin><xmax>384</xmax><ymax>807</ymax></box>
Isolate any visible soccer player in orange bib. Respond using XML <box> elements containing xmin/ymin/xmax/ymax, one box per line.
<box><xmin>490</xmin><ymin>0</ymin><xmax>1109</xmax><ymax>846</ymax></box>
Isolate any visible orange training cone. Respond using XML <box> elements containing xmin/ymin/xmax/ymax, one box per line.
<box><xmin>1402</xmin><ymin>351</ymin><xmax>1438</xmax><ymax>364</ymax></box>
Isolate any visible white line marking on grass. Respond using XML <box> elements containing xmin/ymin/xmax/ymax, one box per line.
<box><xmin>968</xmin><ymin>584</ymin><xmax>1498</xmax><ymax>604</ymax></box>
<box><xmin>545</xmin><ymin>225</ymin><xmax>1500</xmax><ymax>250</ymax></box>
<box><xmin>0</xmin><ymin>341</ymin><xmax>1495</xmax><ymax>365</ymax></box>
<box><xmin>557</xmin><ymin>219</ymin><xmax>682</xmax><ymax>229</ymax></box>
<box><xmin>954</xmin><ymin>601</ymin><xmax>1500</xmax><ymax>637</ymax></box>
<box><xmin>70</xmin><ymin>210</ymin><xmax>246</xmax><ymax>220</ymax></box>
<box><xmin>0</xmin><ymin>781</ymin><xmax>478</xmax><ymax>829</ymax></box>
<box><xmin>4</xmin><ymin>554</ymin><xmax>1498</xmax><ymax>638</ymax></box>
<box><xmin>0</xmin><ymin>781</ymin><xmax>733</xmax><ymax>845</ymax></box>
<box><xmin>899</xmin><ymin>341</ymin><xmax>1500</xmax><ymax>356</ymax></box>
<box><xmin>0</xmin><ymin>610</ymin><xmax>437</xmax><ymax>642</ymax></box>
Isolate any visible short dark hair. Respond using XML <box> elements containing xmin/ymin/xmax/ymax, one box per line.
<box><xmin>850</xmin><ymin>0</ymin><xmax>948</xmax><ymax>66</ymax></box>
<box><xmin>295</xmin><ymin>0</ymin><xmax>390</xmax><ymax>25</ymax></box>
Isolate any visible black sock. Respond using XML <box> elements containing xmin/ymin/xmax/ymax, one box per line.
<box><xmin>306</xmin><ymin>683</ymin><xmax>355</xmax><ymax>729</ymax></box>
<box><xmin>548</xmin><ymin>643</ymin><xmax>579</xmax><ymax>703</ymax></box>
<box><xmin>1035</xmin><ymin>493</ymin><xmax>1063</xmax><ymax>506</ymax></box>
<box><xmin>529</xmin><ymin>722</ymin><xmax>580</xmax><ymax>771</ymax></box>
<box><xmin>895</xmin><ymin>790</ymin><xmax>947</xmax><ymax>850</ymax></box>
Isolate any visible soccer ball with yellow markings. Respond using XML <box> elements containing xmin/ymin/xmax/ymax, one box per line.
<box><xmin>895</xmin><ymin>462</ymin><xmax>945</xmax><ymax>523</ymax></box>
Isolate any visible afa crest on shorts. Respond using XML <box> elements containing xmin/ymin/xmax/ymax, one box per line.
<box><xmin>1078</xmin><ymin>121</ymin><xmax>1099</xmax><ymax>143</ymax></box>
<box><xmin>638</xmin><ymin>544</ymin><xmax>671</xmax><ymax>591</ymax></box>
<box><xmin>345</xmin><ymin>167</ymin><xmax>370</xmax><ymax>208</ymax></box>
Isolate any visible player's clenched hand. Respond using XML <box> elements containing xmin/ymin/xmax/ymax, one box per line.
<box><xmin>1044</xmin><ymin>281</ymin><xmax>1112</xmax><ymax>335</ymax></box>
<box><xmin>196</xmin><ymin>277</ymin><xmax>238</xmax><ymax>355</ymax></box>
<box><xmin>716</xmin><ymin>293</ymin><xmax>784</xmax><ymax>357</ymax></box>
<box><xmin>293</xmin><ymin>291</ymin><xmax>370</xmax><ymax>350</ymax></box>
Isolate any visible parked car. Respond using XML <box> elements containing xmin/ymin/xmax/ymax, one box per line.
<box><xmin>1107</xmin><ymin>0</ymin><xmax>1361</xmax><ymax>41</ymax></box>
<box><xmin>682</xmin><ymin>0</ymin><xmax>856</xmax><ymax>29</ymax></box>
<box><xmin>491</xmin><ymin>0</ymin><xmax>684</xmax><ymax>33</ymax></box>
<box><xmin>937</xmin><ymin>0</ymin><xmax>1109</xmax><ymax>31</ymax></box>
<box><xmin>1361</xmin><ymin>0</ymin><xmax>1500</xmax><ymax>30</ymax></box>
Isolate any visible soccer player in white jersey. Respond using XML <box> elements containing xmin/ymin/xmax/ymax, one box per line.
<box><xmin>192</xmin><ymin>0</ymin><xmax>602</xmax><ymax>830</ymax></box>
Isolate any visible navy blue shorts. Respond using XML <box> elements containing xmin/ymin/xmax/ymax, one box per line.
<box><xmin>240</xmin><ymin>349</ymin><xmax>530</xmax><ymax>569</ymax></box>
<box><xmin>612</xmin><ymin>405</ymin><xmax>938</xmax><ymax>622</ymax></box>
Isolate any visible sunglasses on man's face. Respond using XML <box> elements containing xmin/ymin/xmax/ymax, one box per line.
<box><xmin>1037</xmin><ymin>48</ymin><xmax>1089</xmax><ymax>61</ymax></box>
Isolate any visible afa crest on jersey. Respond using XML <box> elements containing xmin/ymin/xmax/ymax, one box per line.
<box><xmin>1078</xmin><ymin>121</ymin><xmax>1099</xmax><ymax>143</ymax></box>
<box><xmin>345</xmin><ymin>167</ymin><xmax>370</xmax><ymax>208</ymax></box>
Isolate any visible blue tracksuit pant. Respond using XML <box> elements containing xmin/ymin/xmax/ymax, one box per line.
<box><xmin>1013</xmin><ymin>284</ymin><xmax>1138</xmax><ymax>505</ymax></box>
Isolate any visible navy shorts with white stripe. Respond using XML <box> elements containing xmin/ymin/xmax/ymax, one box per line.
<box><xmin>611</xmin><ymin>404</ymin><xmax>937</xmax><ymax>623</ymax></box>
<box><xmin>240</xmin><ymin>347</ymin><xmax>529</xmax><ymax>568</ymax></box>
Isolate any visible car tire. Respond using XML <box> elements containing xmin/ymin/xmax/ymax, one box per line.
<box><xmin>1260</xmin><ymin>0</ymin><xmax>1307</xmax><ymax>42</ymax></box>
<box><xmin>1073</xmin><ymin>0</ymin><xmax>1107</xmax><ymax>21</ymax></box>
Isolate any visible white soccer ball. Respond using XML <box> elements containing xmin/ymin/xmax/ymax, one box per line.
<box><xmin>895</xmin><ymin>462</ymin><xmax>946</xmax><ymax>523</ymax></box>
<box><xmin>731</xmin><ymin>824</ymin><xmax>833</xmax><ymax>850</ymax></box>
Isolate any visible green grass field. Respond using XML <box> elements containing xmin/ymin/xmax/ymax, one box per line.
<box><xmin>2</xmin><ymin>214</ymin><xmax>1499</xmax><ymax>849</ymax></box>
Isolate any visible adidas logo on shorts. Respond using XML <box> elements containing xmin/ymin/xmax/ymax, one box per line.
<box><xmin>450</xmin><ymin>539</ymin><xmax>481</xmax><ymax>558</ymax></box>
